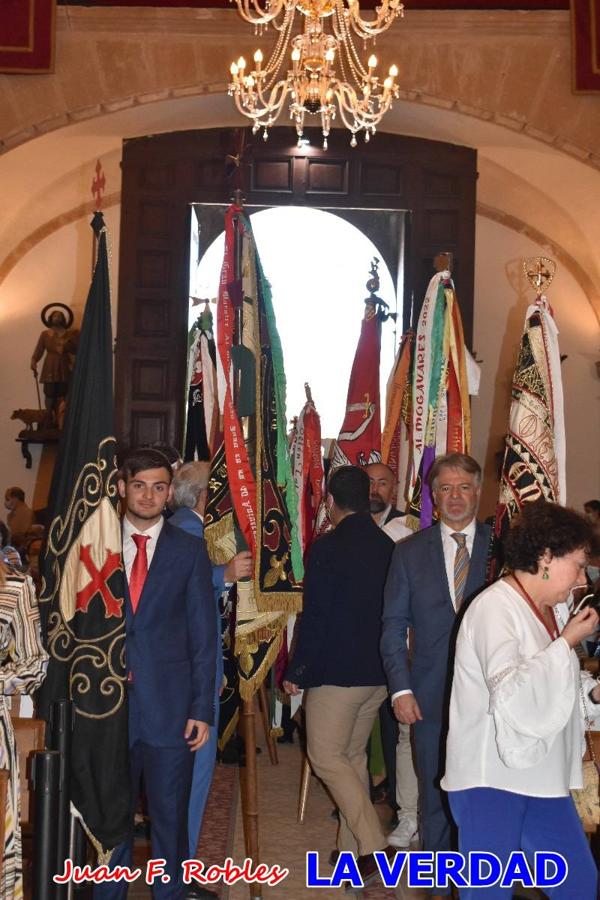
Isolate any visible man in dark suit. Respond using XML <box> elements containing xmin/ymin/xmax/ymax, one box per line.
<box><xmin>285</xmin><ymin>466</ymin><xmax>394</xmax><ymax>885</ymax></box>
<box><xmin>381</xmin><ymin>452</ymin><xmax>490</xmax><ymax>899</ymax></box>
<box><xmin>95</xmin><ymin>448</ymin><xmax>217</xmax><ymax>900</ymax></box>
<box><xmin>170</xmin><ymin>461</ymin><xmax>251</xmax><ymax>877</ymax></box>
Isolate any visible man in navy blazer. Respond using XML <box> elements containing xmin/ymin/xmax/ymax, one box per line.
<box><xmin>169</xmin><ymin>461</ymin><xmax>251</xmax><ymax>876</ymax></box>
<box><xmin>285</xmin><ymin>466</ymin><xmax>394</xmax><ymax>887</ymax></box>
<box><xmin>95</xmin><ymin>448</ymin><xmax>217</xmax><ymax>900</ymax></box>
<box><xmin>381</xmin><ymin>453</ymin><xmax>490</xmax><ymax>899</ymax></box>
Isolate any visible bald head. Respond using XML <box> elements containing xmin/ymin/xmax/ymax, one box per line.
<box><xmin>365</xmin><ymin>462</ymin><xmax>395</xmax><ymax>516</ymax></box>
<box><xmin>172</xmin><ymin>461</ymin><xmax>210</xmax><ymax>514</ymax></box>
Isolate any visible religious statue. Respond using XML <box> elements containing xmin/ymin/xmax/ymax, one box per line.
<box><xmin>30</xmin><ymin>303</ymin><xmax>78</xmax><ymax>417</ymax></box>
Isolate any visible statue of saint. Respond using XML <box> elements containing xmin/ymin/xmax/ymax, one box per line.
<box><xmin>30</xmin><ymin>304</ymin><xmax>78</xmax><ymax>415</ymax></box>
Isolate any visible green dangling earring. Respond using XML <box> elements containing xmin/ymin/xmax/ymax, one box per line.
<box><xmin>542</xmin><ymin>565</ymin><xmax>550</xmax><ymax>581</ymax></box>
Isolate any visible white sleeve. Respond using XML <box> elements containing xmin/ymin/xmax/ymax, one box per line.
<box><xmin>469</xmin><ymin>603</ymin><xmax>575</xmax><ymax>769</ymax></box>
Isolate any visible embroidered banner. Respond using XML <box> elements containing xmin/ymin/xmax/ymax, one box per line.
<box><xmin>572</xmin><ymin>0</ymin><xmax>600</xmax><ymax>92</ymax></box>
<box><xmin>488</xmin><ymin>297</ymin><xmax>566</xmax><ymax>581</ymax></box>
<box><xmin>38</xmin><ymin>213</ymin><xmax>129</xmax><ymax>857</ymax></box>
<box><xmin>0</xmin><ymin>0</ymin><xmax>56</xmax><ymax>74</ymax></box>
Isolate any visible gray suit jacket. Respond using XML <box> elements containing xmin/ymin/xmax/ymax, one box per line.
<box><xmin>380</xmin><ymin>520</ymin><xmax>490</xmax><ymax>722</ymax></box>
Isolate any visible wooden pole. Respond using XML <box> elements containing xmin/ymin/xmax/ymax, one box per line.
<box><xmin>297</xmin><ymin>754</ymin><xmax>311</xmax><ymax>824</ymax></box>
<box><xmin>230</xmin><ymin>196</ymin><xmax>262</xmax><ymax>900</ymax></box>
<box><xmin>241</xmin><ymin>697</ymin><xmax>262</xmax><ymax>899</ymax></box>
<box><xmin>257</xmin><ymin>682</ymin><xmax>279</xmax><ymax>766</ymax></box>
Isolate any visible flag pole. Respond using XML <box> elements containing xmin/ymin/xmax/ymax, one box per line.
<box><xmin>230</xmin><ymin>189</ymin><xmax>263</xmax><ymax>899</ymax></box>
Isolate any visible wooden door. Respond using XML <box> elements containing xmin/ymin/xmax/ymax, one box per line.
<box><xmin>116</xmin><ymin>126</ymin><xmax>476</xmax><ymax>448</ymax></box>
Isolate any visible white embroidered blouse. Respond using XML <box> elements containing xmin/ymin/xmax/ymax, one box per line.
<box><xmin>441</xmin><ymin>579</ymin><xmax>600</xmax><ymax>797</ymax></box>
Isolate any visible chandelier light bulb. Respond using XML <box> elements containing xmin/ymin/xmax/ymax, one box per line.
<box><xmin>368</xmin><ymin>54</ymin><xmax>378</xmax><ymax>69</ymax></box>
<box><xmin>237</xmin><ymin>56</ymin><xmax>246</xmax><ymax>70</ymax></box>
<box><xmin>389</xmin><ymin>63</ymin><xmax>399</xmax><ymax>77</ymax></box>
<box><xmin>325</xmin><ymin>48</ymin><xmax>335</xmax><ymax>62</ymax></box>
<box><xmin>383</xmin><ymin>76</ymin><xmax>393</xmax><ymax>90</ymax></box>
<box><xmin>230</xmin><ymin>62</ymin><xmax>239</xmax><ymax>76</ymax></box>
<box><xmin>291</xmin><ymin>48</ymin><xmax>301</xmax><ymax>62</ymax></box>
<box><xmin>254</xmin><ymin>49</ymin><xmax>263</xmax><ymax>64</ymax></box>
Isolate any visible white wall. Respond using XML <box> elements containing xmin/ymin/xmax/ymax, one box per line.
<box><xmin>0</xmin><ymin>204</ymin><xmax>120</xmax><ymax>509</ymax></box>
<box><xmin>472</xmin><ymin>215</ymin><xmax>600</xmax><ymax>518</ymax></box>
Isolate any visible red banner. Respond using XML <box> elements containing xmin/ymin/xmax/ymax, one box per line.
<box><xmin>572</xmin><ymin>0</ymin><xmax>600</xmax><ymax>91</ymax></box>
<box><xmin>0</xmin><ymin>0</ymin><xmax>55</xmax><ymax>74</ymax></box>
<box><xmin>217</xmin><ymin>206</ymin><xmax>258</xmax><ymax>554</ymax></box>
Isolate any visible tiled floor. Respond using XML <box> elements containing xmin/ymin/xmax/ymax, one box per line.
<box><xmin>227</xmin><ymin>737</ymin><xmax>423</xmax><ymax>900</ymax></box>
<box><xmin>27</xmin><ymin>729</ymin><xmax>574</xmax><ymax>899</ymax></box>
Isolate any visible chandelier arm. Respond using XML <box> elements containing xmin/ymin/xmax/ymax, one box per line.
<box><xmin>236</xmin><ymin>78</ymin><xmax>290</xmax><ymax>125</ymax></box>
<box><xmin>342</xmin><ymin>0</ymin><xmax>405</xmax><ymax>41</ymax></box>
<box><xmin>236</xmin><ymin>0</ymin><xmax>285</xmax><ymax>27</ymax></box>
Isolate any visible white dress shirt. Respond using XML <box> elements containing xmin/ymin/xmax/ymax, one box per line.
<box><xmin>391</xmin><ymin>516</ymin><xmax>477</xmax><ymax>703</ymax></box>
<box><xmin>441</xmin><ymin>579</ymin><xmax>600</xmax><ymax>796</ymax></box>
<box><xmin>122</xmin><ymin>515</ymin><xmax>164</xmax><ymax>581</ymax></box>
<box><xmin>382</xmin><ymin>515</ymin><xmax>413</xmax><ymax>543</ymax></box>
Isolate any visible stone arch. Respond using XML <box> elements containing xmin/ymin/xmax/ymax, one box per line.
<box><xmin>0</xmin><ymin>7</ymin><xmax>598</xmax><ymax>169</ymax></box>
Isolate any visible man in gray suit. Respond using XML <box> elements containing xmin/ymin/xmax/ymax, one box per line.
<box><xmin>380</xmin><ymin>452</ymin><xmax>490</xmax><ymax>899</ymax></box>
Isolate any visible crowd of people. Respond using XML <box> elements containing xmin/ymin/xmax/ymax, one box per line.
<box><xmin>286</xmin><ymin>456</ymin><xmax>600</xmax><ymax>899</ymax></box>
<box><xmin>0</xmin><ymin>450</ymin><xmax>599</xmax><ymax>899</ymax></box>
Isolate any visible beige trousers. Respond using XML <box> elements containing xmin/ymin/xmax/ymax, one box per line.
<box><xmin>305</xmin><ymin>684</ymin><xmax>388</xmax><ymax>856</ymax></box>
<box><xmin>396</xmin><ymin>721</ymin><xmax>419</xmax><ymax>819</ymax></box>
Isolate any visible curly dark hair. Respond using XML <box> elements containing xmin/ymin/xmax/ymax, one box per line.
<box><xmin>503</xmin><ymin>499</ymin><xmax>599</xmax><ymax>574</ymax></box>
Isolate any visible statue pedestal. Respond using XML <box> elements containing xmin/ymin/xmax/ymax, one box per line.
<box><xmin>16</xmin><ymin>428</ymin><xmax>59</xmax><ymax>469</ymax></box>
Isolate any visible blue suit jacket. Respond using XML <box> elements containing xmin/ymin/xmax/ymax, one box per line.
<box><xmin>125</xmin><ymin>521</ymin><xmax>217</xmax><ymax>747</ymax></box>
<box><xmin>380</xmin><ymin>520</ymin><xmax>490</xmax><ymax>722</ymax></box>
<box><xmin>168</xmin><ymin>506</ymin><xmax>225</xmax><ymax>686</ymax></box>
<box><xmin>169</xmin><ymin>507</ymin><xmax>226</xmax><ymax>592</ymax></box>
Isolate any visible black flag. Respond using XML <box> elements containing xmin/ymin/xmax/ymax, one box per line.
<box><xmin>38</xmin><ymin>212</ymin><xmax>130</xmax><ymax>856</ymax></box>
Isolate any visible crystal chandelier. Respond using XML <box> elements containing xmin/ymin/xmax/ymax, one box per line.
<box><xmin>228</xmin><ymin>0</ymin><xmax>403</xmax><ymax>149</ymax></box>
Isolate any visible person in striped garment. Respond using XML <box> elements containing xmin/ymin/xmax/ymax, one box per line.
<box><xmin>0</xmin><ymin>559</ymin><xmax>48</xmax><ymax>900</ymax></box>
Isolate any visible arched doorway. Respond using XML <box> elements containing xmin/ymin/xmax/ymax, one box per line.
<box><xmin>190</xmin><ymin>205</ymin><xmax>399</xmax><ymax>438</ymax></box>
<box><xmin>115</xmin><ymin>126</ymin><xmax>476</xmax><ymax>448</ymax></box>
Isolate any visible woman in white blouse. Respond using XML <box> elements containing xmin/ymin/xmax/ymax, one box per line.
<box><xmin>442</xmin><ymin>500</ymin><xmax>600</xmax><ymax>898</ymax></box>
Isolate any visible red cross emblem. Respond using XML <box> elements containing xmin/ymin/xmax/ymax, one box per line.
<box><xmin>76</xmin><ymin>544</ymin><xmax>123</xmax><ymax>618</ymax></box>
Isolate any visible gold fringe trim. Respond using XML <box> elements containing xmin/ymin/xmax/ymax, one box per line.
<box><xmin>254</xmin><ymin>587</ymin><xmax>303</xmax><ymax>615</ymax></box>
<box><xmin>205</xmin><ymin>512</ymin><xmax>236</xmax><ymax>566</ymax></box>
<box><xmin>236</xmin><ymin>621</ymin><xmax>285</xmax><ymax>701</ymax></box>
<box><xmin>71</xmin><ymin>803</ymin><xmax>113</xmax><ymax>865</ymax></box>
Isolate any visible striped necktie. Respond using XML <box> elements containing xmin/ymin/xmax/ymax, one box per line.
<box><xmin>451</xmin><ymin>532</ymin><xmax>470</xmax><ymax>610</ymax></box>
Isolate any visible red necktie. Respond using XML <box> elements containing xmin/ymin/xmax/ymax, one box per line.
<box><xmin>129</xmin><ymin>533</ymin><xmax>149</xmax><ymax>614</ymax></box>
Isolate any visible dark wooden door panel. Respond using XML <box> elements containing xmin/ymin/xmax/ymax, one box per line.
<box><xmin>116</xmin><ymin>127</ymin><xmax>477</xmax><ymax>449</ymax></box>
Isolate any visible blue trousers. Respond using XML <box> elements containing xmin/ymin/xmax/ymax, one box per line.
<box><xmin>448</xmin><ymin>787</ymin><xmax>598</xmax><ymax>899</ymax></box>
<box><xmin>188</xmin><ymin>689</ymin><xmax>219</xmax><ymax>856</ymax></box>
<box><xmin>94</xmin><ymin>740</ymin><xmax>193</xmax><ymax>900</ymax></box>
<box><xmin>413</xmin><ymin>720</ymin><xmax>453</xmax><ymax>881</ymax></box>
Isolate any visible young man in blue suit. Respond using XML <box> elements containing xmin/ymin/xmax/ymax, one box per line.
<box><xmin>170</xmin><ymin>461</ymin><xmax>252</xmax><ymax>882</ymax></box>
<box><xmin>95</xmin><ymin>448</ymin><xmax>217</xmax><ymax>900</ymax></box>
<box><xmin>381</xmin><ymin>452</ymin><xmax>490</xmax><ymax>900</ymax></box>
